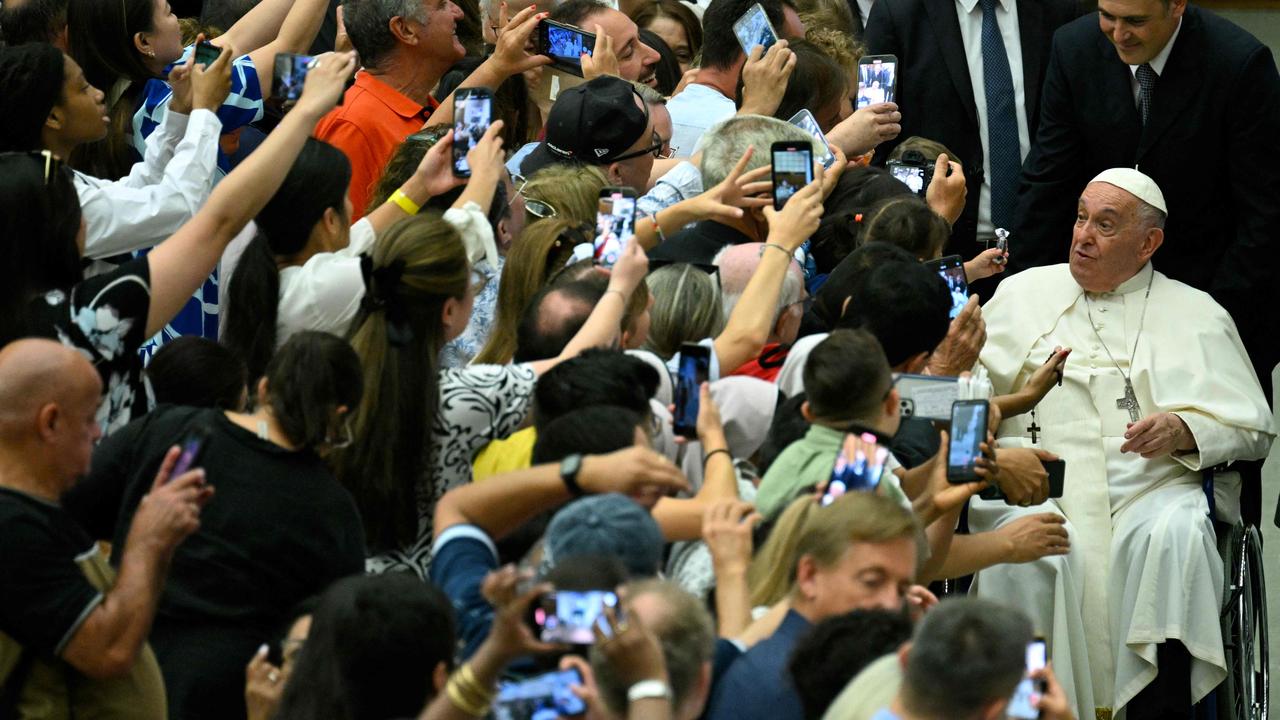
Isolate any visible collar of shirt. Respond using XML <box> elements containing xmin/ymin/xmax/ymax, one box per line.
<box><xmin>1129</xmin><ymin>17</ymin><xmax>1182</xmax><ymax>78</ymax></box>
<box><xmin>956</xmin><ymin>0</ymin><xmax>1011</xmax><ymax>16</ymax></box>
<box><xmin>353</xmin><ymin>70</ymin><xmax>438</xmax><ymax>120</ymax></box>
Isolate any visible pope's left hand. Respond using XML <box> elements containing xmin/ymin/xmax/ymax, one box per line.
<box><xmin>1121</xmin><ymin>412</ymin><xmax>1196</xmax><ymax>458</ymax></box>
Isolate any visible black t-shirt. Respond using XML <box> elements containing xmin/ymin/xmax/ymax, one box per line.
<box><xmin>0</xmin><ymin>488</ymin><xmax>101</xmax><ymax>658</ymax></box>
<box><xmin>648</xmin><ymin>220</ymin><xmax>755</xmax><ymax>266</ymax></box>
<box><xmin>27</xmin><ymin>258</ymin><xmax>152</xmax><ymax>435</ymax></box>
<box><xmin>64</xmin><ymin>405</ymin><xmax>366</xmax><ymax>629</ymax></box>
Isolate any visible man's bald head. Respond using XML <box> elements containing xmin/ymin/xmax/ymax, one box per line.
<box><xmin>715</xmin><ymin>244</ymin><xmax>805</xmax><ymax>343</ymax></box>
<box><xmin>515</xmin><ymin>280</ymin><xmax>606</xmax><ymax>363</ymax></box>
<box><xmin>0</xmin><ymin>339</ymin><xmax>101</xmax><ymax>495</ymax></box>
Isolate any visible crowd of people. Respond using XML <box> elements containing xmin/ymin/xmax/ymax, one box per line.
<box><xmin>0</xmin><ymin>0</ymin><xmax>1277</xmax><ymax>718</ymax></box>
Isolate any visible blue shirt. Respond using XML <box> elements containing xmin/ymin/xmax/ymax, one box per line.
<box><xmin>705</xmin><ymin>610</ymin><xmax>813</xmax><ymax>720</ymax></box>
<box><xmin>429</xmin><ymin>524</ymin><xmax>500</xmax><ymax>660</ymax></box>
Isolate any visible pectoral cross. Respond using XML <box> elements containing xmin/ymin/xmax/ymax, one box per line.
<box><xmin>1027</xmin><ymin>416</ymin><xmax>1041</xmax><ymax>444</ymax></box>
<box><xmin>1116</xmin><ymin>380</ymin><xmax>1142</xmax><ymax>423</ymax></box>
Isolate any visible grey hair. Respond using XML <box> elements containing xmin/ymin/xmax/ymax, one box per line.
<box><xmin>340</xmin><ymin>0</ymin><xmax>428</xmax><ymax>68</ymax></box>
<box><xmin>642</xmin><ymin>264</ymin><xmax>725</xmax><ymax>360</ymax></box>
<box><xmin>1134</xmin><ymin>199</ymin><xmax>1167</xmax><ymax>230</ymax></box>
<box><xmin>699</xmin><ymin>114</ymin><xmax>813</xmax><ymax>189</ymax></box>
<box><xmin>632</xmin><ymin>81</ymin><xmax>666</xmax><ymax>106</ymax></box>
<box><xmin>713</xmin><ymin>245</ymin><xmax>803</xmax><ymax>323</ymax></box>
<box><xmin>901</xmin><ymin>598</ymin><xmax>1033</xmax><ymax>720</ymax></box>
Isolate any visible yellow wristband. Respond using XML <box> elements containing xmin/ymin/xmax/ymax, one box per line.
<box><xmin>390</xmin><ymin>189</ymin><xmax>421</xmax><ymax>216</ymax></box>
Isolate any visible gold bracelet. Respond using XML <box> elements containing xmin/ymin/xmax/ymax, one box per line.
<box><xmin>445</xmin><ymin>678</ymin><xmax>491</xmax><ymax>717</ymax></box>
<box><xmin>389</xmin><ymin>188</ymin><xmax>421</xmax><ymax>216</ymax></box>
<box><xmin>456</xmin><ymin>664</ymin><xmax>496</xmax><ymax>706</ymax></box>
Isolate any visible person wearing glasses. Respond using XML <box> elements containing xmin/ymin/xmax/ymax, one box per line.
<box><xmin>62</xmin><ymin>331</ymin><xmax>367</xmax><ymax>720</ymax></box>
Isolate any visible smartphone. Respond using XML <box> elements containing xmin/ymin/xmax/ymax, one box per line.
<box><xmin>771</xmin><ymin>141</ymin><xmax>813</xmax><ymax>211</ymax></box>
<box><xmin>946</xmin><ymin>399</ymin><xmax>988</xmax><ymax>484</ymax></box>
<box><xmin>823</xmin><ymin>433</ymin><xmax>889</xmax><ymax>505</ymax></box>
<box><xmin>593</xmin><ymin>187</ymin><xmax>637</xmax><ymax>269</ymax></box>
<box><xmin>786</xmin><ymin>109</ymin><xmax>836</xmax><ymax>169</ymax></box>
<box><xmin>1007</xmin><ymin>639</ymin><xmax>1048</xmax><ymax>719</ymax></box>
<box><xmin>452</xmin><ymin>87</ymin><xmax>493</xmax><ymax>178</ymax></box>
<box><xmin>530</xmin><ymin>590</ymin><xmax>619</xmax><ymax>644</ymax></box>
<box><xmin>493</xmin><ymin>669</ymin><xmax>588</xmax><ymax>720</ymax></box>
<box><xmin>923</xmin><ymin>254</ymin><xmax>968</xmax><ymax>320</ymax></box>
<box><xmin>271</xmin><ymin>52</ymin><xmax>315</xmax><ymax>102</ymax></box>
<box><xmin>732</xmin><ymin>3</ymin><xmax>778</xmax><ymax>56</ymax></box>
<box><xmin>856</xmin><ymin>54</ymin><xmax>897</xmax><ymax>108</ymax></box>
<box><xmin>170</xmin><ymin>426</ymin><xmax>211</xmax><ymax>480</ymax></box>
<box><xmin>894</xmin><ymin>373</ymin><xmax>959</xmax><ymax>422</ymax></box>
<box><xmin>673</xmin><ymin>343</ymin><xmax>711</xmax><ymax>439</ymax></box>
<box><xmin>538</xmin><ymin>19</ymin><xmax>596</xmax><ymax>77</ymax></box>
<box><xmin>193</xmin><ymin>40</ymin><xmax>221</xmax><ymax>67</ymax></box>
<box><xmin>1043</xmin><ymin>459</ymin><xmax>1065</xmax><ymax>498</ymax></box>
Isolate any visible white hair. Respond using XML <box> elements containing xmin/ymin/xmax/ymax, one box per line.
<box><xmin>699</xmin><ymin>114</ymin><xmax>813</xmax><ymax>189</ymax></box>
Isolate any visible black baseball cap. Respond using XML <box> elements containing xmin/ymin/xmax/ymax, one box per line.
<box><xmin>520</xmin><ymin>76</ymin><xmax>650</xmax><ymax>177</ymax></box>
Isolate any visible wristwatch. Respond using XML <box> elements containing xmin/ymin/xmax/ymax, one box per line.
<box><xmin>560</xmin><ymin>453</ymin><xmax>584</xmax><ymax>497</ymax></box>
<box><xmin>627</xmin><ymin>680</ymin><xmax>672</xmax><ymax>704</ymax></box>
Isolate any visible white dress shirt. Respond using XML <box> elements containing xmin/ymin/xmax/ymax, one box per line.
<box><xmin>1128</xmin><ymin>18</ymin><xmax>1182</xmax><ymax>105</ymax></box>
<box><xmin>857</xmin><ymin>0</ymin><xmax>874</xmax><ymax>27</ymax></box>
<box><xmin>77</xmin><ymin>108</ymin><xmax>222</xmax><ymax>274</ymax></box>
<box><xmin>955</xmin><ymin>0</ymin><xmax>1030</xmax><ymax>241</ymax></box>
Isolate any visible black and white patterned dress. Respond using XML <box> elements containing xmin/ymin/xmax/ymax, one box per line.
<box><xmin>365</xmin><ymin>363</ymin><xmax>537</xmax><ymax>578</ymax></box>
<box><xmin>28</xmin><ymin>259</ymin><xmax>152</xmax><ymax>436</ymax></box>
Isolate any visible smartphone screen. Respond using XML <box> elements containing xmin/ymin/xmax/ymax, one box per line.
<box><xmin>673</xmin><ymin>343</ymin><xmax>711</xmax><ymax>438</ymax></box>
<box><xmin>194</xmin><ymin>41</ymin><xmax>220</xmax><ymax>67</ymax></box>
<box><xmin>593</xmin><ymin>188</ymin><xmax>636</xmax><ymax>269</ymax></box>
<box><xmin>771</xmin><ymin>142</ymin><xmax>813</xmax><ymax>210</ymax></box>
<box><xmin>923</xmin><ymin>254</ymin><xmax>968</xmax><ymax>319</ymax></box>
<box><xmin>1007</xmin><ymin>640</ymin><xmax>1047</xmax><ymax>719</ymax></box>
<box><xmin>886</xmin><ymin>160</ymin><xmax>928</xmax><ymax>197</ymax></box>
<box><xmin>493</xmin><ymin>669</ymin><xmax>587</xmax><ymax>720</ymax></box>
<box><xmin>823</xmin><ymin>433</ymin><xmax>889</xmax><ymax>505</ymax></box>
<box><xmin>786</xmin><ymin>109</ymin><xmax>835</xmax><ymax>169</ymax></box>
<box><xmin>856</xmin><ymin>54</ymin><xmax>897</xmax><ymax>108</ymax></box>
<box><xmin>732</xmin><ymin>3</ymin><xmax>778</xmax><ymax>56</ymax></box>
<box><xmin>169</xmin><ymin>427</ymin><xmax>211</xmax><ymax>480</ymax></box>
<box><xmin>272</xmin><ymin>53</ymin><xmax>314</xmax><ymax>102</ymax></box>
<box><xmin>946</xmin><ymin>400</ymin><xmax>988</xmax><ymax>483</ymax></box>
<box><xmin>531</xmin><ymin>590</ymin><xmax>618</xmax><ymax>644</ymax></box>
<box><xmin>539</xmin><ymin>20</ymin><xmax>595</xmax><ymax>76</ymax></box>
<box><xmin>452</xmin><ymin>89</ymin><xmax>493</xmax><ymax>178</ymax></box>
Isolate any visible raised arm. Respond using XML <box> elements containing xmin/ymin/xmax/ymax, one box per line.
<box><xmin>213</xmin><ymin>0</ymin><xmax>300</xmax><ymax>55</ymax></box>
<box><xmin>712</xmin><ymin>174</ymin><xmax>823</xmax><ymax>374</ymax></box>
<box><xmin>634</xmin><ymin>148</ymin><xmax>771</xmax><ymax>251</ymax></box>
<box><xmin>243</xmin><ymin>0</ymin><xmax>334</xmax><ymax>99</ymax></box>
<box><xmin>651</xmin><ymin>384</ymin><xmax>740</xmax><ymax>540</ymax></box>
<box><xmin>144</xmin><ymin>51</ymin><xmax>357</xmax><ymax>339</ymax></box>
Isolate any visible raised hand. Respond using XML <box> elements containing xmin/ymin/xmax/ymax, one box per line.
<box><xmin>129</xmin><ymin>445</ymin><xmax>215</xmax><ymax>559</ymax></box>
<box><xmin>488</xmin><ymin>5</ymin><xmax>553</xmax><ymax>79</ymax></box>
<box><xmin>579</xmin><ymin>446</ymin><xmax>690</xmax><ymax>498</ymax></box>
<box><xmin>581</xmin><ymin>24</ymin><xmax>619</xmax><ymax>80</ymax></box>
<box><xmin>293</xmin><ymin>51</ymin><xmax>358</xmax><ymax>120</ymax></box>
<box><xmin>763</xmin><ymin>175</ymin><xmax>824</xmax><ymax>251</ymax></box>
<box><xmin>828</xmin><ymin>103</ymin><xmax>902</xmax><ymax>157</ymax></box>
<box><xmin>739</xmin><ymin>41</ymin><xmax>796</xmax><ymax>116</ymax></box>
<box><xmin>925</xmin><ymin>152</ymin><xmax>967</xmax><ymax>226</ymax></box>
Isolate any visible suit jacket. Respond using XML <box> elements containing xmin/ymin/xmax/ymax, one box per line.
<box><xmin>1010</xmin><ymin>6</ymin><xmax>1280</xmax><ymax>378</ymax></box>
<box><xmin>864</xmin><ymin>0</ymin><xmax>1080</xmax><ymax>254</ymax></box>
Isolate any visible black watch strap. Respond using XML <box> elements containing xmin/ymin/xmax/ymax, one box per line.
<box><xmin>560</xmin><ymin>453</ymin><xmax>585</xmax><ymax>496</ymax></box>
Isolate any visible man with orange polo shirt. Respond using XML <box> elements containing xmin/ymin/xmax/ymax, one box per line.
<box><xmin>317</xmin><ymin>0</ymin><xmax>549</xmax><ymax>218</ymax></box>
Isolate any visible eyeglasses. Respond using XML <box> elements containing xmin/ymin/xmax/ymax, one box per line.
<box><xmin>513</xmin><ymin>174</ymin><xmax>560</xmax><ymax>218</ymax></box>
<box><xmin>657</xmin><ymin>144</ymin><xmax>679</xmax><ymax>160</ymax></box>
<box><xmin>611</xmin><ymin>131</ymin><xmax>667</xmax><ymax>163</ymax></box>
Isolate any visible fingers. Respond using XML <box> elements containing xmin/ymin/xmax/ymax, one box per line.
<box><xmin>152</xmin><ymin>445</ymin><xmax>182</xmax><ymax>490</ymax></box>
<box><xmin>724</xmin><ymin>146</ymin><xmax>757</xmax><ymax>184</ymax></box>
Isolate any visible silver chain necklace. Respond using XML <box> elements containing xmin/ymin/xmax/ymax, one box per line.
<box><xmin>1083</xmin><ymin>266</ymin><xmax>1155</xmax><ymax>423</ymax></box>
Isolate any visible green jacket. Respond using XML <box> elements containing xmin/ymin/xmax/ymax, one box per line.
<box><xmin>755</xmin><ymin>424</ymin><xmax>909</xmax><ymax>520</ymax></box>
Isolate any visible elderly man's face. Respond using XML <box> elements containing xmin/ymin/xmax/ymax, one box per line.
<box><xmin>1069</xmin><ymin>181</ymin><xmax>1163</xmax><ymax>293</ymax></box>
<box><xmin>1097</xmin><ymin>0</ymin><xmax>1185</xmax><ymax>66</ymax></box>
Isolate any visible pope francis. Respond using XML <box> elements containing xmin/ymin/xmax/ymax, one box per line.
<box><xmin>969</xmin><ymin>169</ymin><xmax>1275</xmax><ymax>720</ymax></box>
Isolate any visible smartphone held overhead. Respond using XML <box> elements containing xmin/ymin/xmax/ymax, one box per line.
<box><xmin>732</xmin><ymin>3</ymin><xmax>779</xmax><ymax>56</ymax></box>
<box><xmin>673</xmin><ymin>343</ymin><xmax>711</xmax><ymax>438</ymax></box>
<box><xmin>1006</xmin><ymin>639</ymin><xmax>1048</xmax><ymax>719</ymax></box>
<box><xmin>856</xmin><ymin>54</ymin><xmax>897</xmax><ymax>108</ymax></box>
<box><xmin>593</xmin><ymin>187</ymin><xmax>637</xmax><ymax>269</ymax></box>
<box><xmin>786</xmin><ymin>109</ymin><xmax>836</xmax><ymax>169</ymax></box>
<box><xmin>271</xmin><ymin>52</ymin><xmax>315</xmax><ymax>103</ymax></box>
<box><xmin>538</xmin><ymin>19</ymin><xmax>596</xmax><ymax>77</ymax></box>
<box><xmin>823</xmin><ymin>433</ymin><xmax>889</xmax><ymax>505</ymax></box>
<box><xmin>452</xmin><ymin>88</ymin><xmax>493</xmax><ymax>178</ymax></box>
<box><xmin>529</xmin><ymin>590</ymin><xmax>618</xmax><ymax>645</ymax></box>
<box><xmin>771</xmin><ymin>141</ymin><xmax>813</xmax><ymax>211</ymax></box>
<box><xmin>923</xmin><ymin>254</ymin><xmax>968</xmax><ymax>319</ymax></box>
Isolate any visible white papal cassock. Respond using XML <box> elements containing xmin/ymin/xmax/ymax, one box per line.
<box><xmin>969</xmin><ymin>263</ymin><xmax>1274</xmax><ymax>719</ymax></box>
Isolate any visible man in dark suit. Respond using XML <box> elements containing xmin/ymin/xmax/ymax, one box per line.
<box><xmin>864</xmin><ymin>0</ymin><xmax>1080</xmax><ymax>266</ymax></box>
<box><xmin>1009</xmin><ymin>0</ymin><xmax>1280</xmax><ymax>529</ymax></box>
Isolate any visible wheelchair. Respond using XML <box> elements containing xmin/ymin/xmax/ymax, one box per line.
<box><xmin>1205</xmin><ymin>470</ymin><xmax>1269</xmax><ymax>720</ymax></box>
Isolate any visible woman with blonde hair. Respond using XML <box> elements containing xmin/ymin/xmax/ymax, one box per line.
<box><xmin>333</xmin><ymin>211</ymin><xmax>651</xmax><ymax>578</ymax></box>
<box><xmin>517</xmin><ymin>164</ymin><xmax>607</xmax><ymax>226</ymax></box>
<box><xmin>642</xmin><ymin>264</ymin><xmax>726</xmax><ymax>361</ymax></box>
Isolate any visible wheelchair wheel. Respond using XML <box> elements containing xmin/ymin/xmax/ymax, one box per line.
<box><xmin>1219</xmin><ymin>523</ymin><xmax>1268</xmax><ymax>720</ymax></box>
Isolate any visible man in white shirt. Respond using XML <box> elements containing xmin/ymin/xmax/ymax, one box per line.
<box><xmin>864</xmin><ymin>0</ymin><xmax>1078</xmax><ymax>263</ymax></box>
<box><xmin>974</xmin><ymin>169</ymin><xmax>1275</xmax><ymax>719</ymax></box>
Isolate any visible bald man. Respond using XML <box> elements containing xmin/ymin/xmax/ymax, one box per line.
<box><xmin>0</xmin><ymin>339</ymin><xmax>212</xmax><ymax>717</ymax></box>
<box><xmin>974</xmin><ymin>170</ymin><xmax>1275</xmax><ymax>718</ymax></box>
<box><xmin>714</xmin><ymin>243</ymin><xmax>805</xmax><ymax>381</ymax></box>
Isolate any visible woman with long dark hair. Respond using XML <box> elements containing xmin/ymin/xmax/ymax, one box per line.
<box><xmin>332</xmin><ymin>209</ymin><xmax>651</xmax><ymax>578</ymax></box>
<box><xmin>222</xmin><ymin>125</ymin><xmax>507</xmax><ymax>382</ymax></box>
<box><xmin>0</xmin><ymin>51</ymin><xmax>356</xmax><ymax>432</ymax></box>
<box><xmin>0</xmin><ymin>42</ymin><xmax>228</xmax><ymax>273</ymax></box>
<box><xmin>65</xmin><ymin>331</ymin><xmax>368</xmax><ymax>720</ymax></box>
